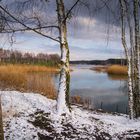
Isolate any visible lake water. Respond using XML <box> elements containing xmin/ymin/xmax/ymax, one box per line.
<box><xmin>55</xmin><ymin>65</ymin><xmax>128</xmax><ymax>114</ymax></box>
<box><xmin>0</xmin><ymin>64</ymin><xmax>128</xmax><ymax>114</ymax></box>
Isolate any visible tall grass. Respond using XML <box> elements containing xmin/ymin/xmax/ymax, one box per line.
<box><xmin>0</xmin><ymin>64</ymin><xmax>58</xmax><ymax>99</ymax></box>
<box><xmin>71</xmin><ymin>96</ymin><xmax>92</xmax><ymax>109</ymax></box>
<box><xmin>0</xmin><ymin>64</ymin><xmax>59</xmax><ymax>73</ymax></box>
<box><xmin>107</xmin><ymin>65</ymin><xmax>127</xmax><ymax>75</ymax></box>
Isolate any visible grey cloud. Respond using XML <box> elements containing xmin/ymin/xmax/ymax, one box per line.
<box><xmin>68</xmin><ymin>16</ymin><xmax>121</xmax><ymax>42</ymax></box>
<box><xmin>0</xmin><ymin>0</ymin><xmax>125</xmax><ymax>60</ymax></box>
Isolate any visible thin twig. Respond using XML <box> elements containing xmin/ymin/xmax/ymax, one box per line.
<box><xmin>0</xmin><ymin>5</ymin><xmax>60</xmax><ymax>43</ymax></box>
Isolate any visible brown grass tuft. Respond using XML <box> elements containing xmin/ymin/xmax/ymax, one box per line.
<box><xmin>107</xmin><ymin>65</ymin><xmax>127</xmax><ymax>75</ymax></box>
<box><xmin>71</xmin><ymin>95</ymin><xmax>81</xmax><ymax>104</ymax></box>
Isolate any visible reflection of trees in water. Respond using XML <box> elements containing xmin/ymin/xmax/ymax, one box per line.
<box><xmin>107</xmin><ymin>74</ymin><xmax>128</xmax><ymax>95</ymax></box>
<box><xmin>108</xmin><ymin>73</ymin><xmax>140</xmax><ymax>118</ymax></box>
<box><xmin>120</xmin><ymin>81</ymin><xmax>128</xmax><ymax>94</ymax></box>
<box><xmin>110</xmin><ymin>73</ymin><xmax>140</xmax><ymax>118</ymax></box>
<box><xmin>107</xmin><ymin>74</ymin><xmax>127</xmax><ymax>81</ymax></box>
<box><xmin>71</xmin><ymin>95</ymin><xmax>128</xmax><ymax>114</ymax></box>
<box><xmin>59</xmin><ymin>70</ymin><xmax>131</xmax><ymax>114</ymax></box>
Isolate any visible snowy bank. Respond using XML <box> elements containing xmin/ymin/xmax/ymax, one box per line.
<box><xmin>1</xmin><ymin>91</ymin><xmax>140</xmax><ymax>140</ymax></box>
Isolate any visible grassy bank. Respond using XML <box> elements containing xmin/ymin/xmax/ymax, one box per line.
<box><xmin>91</xmin><ymin>65</ymin><xmax>128</xmax><ymax>75</ymax></box>
<box><xmin>0</xmin><ymin>64</ymin><xmax>59</xmax><ymax>99</ymax></box>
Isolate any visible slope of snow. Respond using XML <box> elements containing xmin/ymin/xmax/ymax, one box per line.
<box><xmin>1</xmin><ymin>91</ymin><xmax>140</xmax><ymax>140</ymax></box>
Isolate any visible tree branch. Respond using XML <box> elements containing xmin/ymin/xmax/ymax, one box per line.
<box><xmin>1</xmin><ymin>25</ymin><xmax>59</xmax><ymax>33</ymax></box>
<box><xmin>0</xmin><ymin>5</ymin><xmax>60</xmax><ymax>43</ymax></box>
<box><xmin>64</xmin><ymin>0</ymin><xmax>81</xmax><ymax>21</ymax></box>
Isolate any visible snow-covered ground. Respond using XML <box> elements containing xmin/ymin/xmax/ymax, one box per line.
<box><xmin>1</xmin><ymin>91</ymin><xmax>140</xmax><ymax>140</ymax></box>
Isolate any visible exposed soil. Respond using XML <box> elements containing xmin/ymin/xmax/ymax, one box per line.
<box><xmin>27</xmin><ymin>110</ymin><xmax>140</xmax><ymax>140</ymax></box>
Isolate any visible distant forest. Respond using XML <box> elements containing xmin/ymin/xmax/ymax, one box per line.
<box><xmin>0</xmin><ymin>48</ymin><xmax>60</xmax><ymax>67</ymax></box>
<box><xmin>70</xmin><ymin>59</ymin><xmax>127</xmax><ymax>65</ymax></box>
<box><xmin>0</xmin><ymin>48</ymin><xmax>127</xmax><ymax>66</ymax></box>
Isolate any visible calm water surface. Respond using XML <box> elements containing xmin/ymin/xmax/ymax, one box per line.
<box><xmin>55</xmin><ymin>65</ymin><xmax>128</xmax><ymax>114</ymax></box>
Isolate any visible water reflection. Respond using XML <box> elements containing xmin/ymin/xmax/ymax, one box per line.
<box><xmin>55</xmin><ymin>65</ymin><xmax>128</xmax><ymax>114</ymax></box>
<box><xmin>108</xmin><ymin>74</ymin><xmax>127</xmax><ymax>81</ymax></box>
<box><xmin>0</xmin><ymin>64</ymin><xmax>128</xmax><ymax>114</ymax></box>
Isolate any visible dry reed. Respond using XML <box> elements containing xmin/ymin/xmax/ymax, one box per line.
<box><xmin>90</xmin><ymin>66</ymin><xmax>107</xmax><ymax>73</ymax></box>
<box><xmin>107</xmin><ymin>65</ymin><xmax>127</xmax><ymax>75</ymax></box>
<box><xmin>0</xmin><ymin>64</ymin><xmax>58</xmax><ymax>99</ymax></box>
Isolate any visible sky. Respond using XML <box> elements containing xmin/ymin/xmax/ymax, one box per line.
<box><xmin>0</xmin><ymin>0</ymin><xmax>125</xmax><ymax>60</ymax></box>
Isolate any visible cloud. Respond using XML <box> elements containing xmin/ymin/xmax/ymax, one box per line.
<box><xmin>69</xmin><ymin>16</ymin><xmax>121</xmax><ymax>41</ymax></box>
<box><xmin>0</xmin><ymin>0</ymin><xmax>125</xmax><ymax>60</ymax></box>
<box><xmin>0</xmin><ymin>24</ymin><xmax>124</xmax><ymax>60</ymax></box>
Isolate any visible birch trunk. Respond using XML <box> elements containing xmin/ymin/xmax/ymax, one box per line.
<box><xmin>133</xmin><ymin>0</ymin><xmax>140</xmax><ymax>118</ymax></box>
<box><xmin>124</xmin><ymin>0</ymin><xmax>135</xmax><ymax>91</ymax></box>
<box><xmin>56</xmin><ymin>0</ymin><xmax>71</xmax><ymax>115</ymax></box>
<box><xmin>120</xmin><ymin>0</ymin><xmax>134</xmax><ymax>119</ymax></box>
<box><xmin>128</xmin><ymin>59</ymin><xmax>134</xmax><ymax>119</ymax></box>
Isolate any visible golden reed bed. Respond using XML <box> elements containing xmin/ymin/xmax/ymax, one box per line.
<box><xmin>0</xmin><ymin>64</ymin><xmax>59</xmax><ymax>99</ymax></box>
<box><xmin>91</xmin><ymin>65</ymin><xmax>127</xmax><ymax>75</ymax></box>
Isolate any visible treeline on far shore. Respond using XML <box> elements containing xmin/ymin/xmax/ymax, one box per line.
<box><xmin>0</xmin><ymin>48</ymin><xmax>60</xmax><ymax>67</ymax></box>
<box><xmin>70</xmin><ymin>58</ymin><xmax>127</xmax><ymax>65</ymax></box>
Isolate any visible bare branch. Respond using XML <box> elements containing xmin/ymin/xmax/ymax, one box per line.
<box><xmin>1</xmin><ymin>25</ymin><xmax>59</xmax><ymax>33</ymax></box>
<box><xmin>64</xmin><ymin>0</ymin><xmax>81</xmax><ymax>21</ymax></box>
<box><xmin>0</xmin><ymin>4</ymin><xmax>60</xmax><ymax>43</ymax></box>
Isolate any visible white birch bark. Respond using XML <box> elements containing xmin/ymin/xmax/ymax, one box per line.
<box><xmin>120</xmin><ymin>0</ymin><xmax>134</xmax><ymax>119</ymax></box>
<box><xmin>133</xmin><ymin>0</ymin><xmax>140</xmax><ymax>117</ymax></box>
<box><xmin>127</xmin><ymin>59</ymin><xmax>134</xmax><ymax>119</ymax></box>
<box><xmin>56</xmin><ymin>0</ymin><xmax>70</xmax><ymax>115</ymax></box>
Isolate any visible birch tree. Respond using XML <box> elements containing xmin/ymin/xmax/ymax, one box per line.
<box><xmin>56</xmin><ymin>0</ymin><xmax>70</xmax><ymax>114</ymax></box>
<box><xmin>119</xmin><ymin>0</ymin><xmax>140</xmax><ymax>119</ymax></box>
<box><xmin>0</xmin><ymin>0</ymin><xmax>81</xmax><ymax>115</ymax></box>
<box><xmin>133</xmin><ymin>0</ymin><xmax>140</xmax><ymax>118</ymax></box>
<box><xmin>119</xmin><ymin>0</ymin><xmax>134</xmax><ymax>119</ymax></box>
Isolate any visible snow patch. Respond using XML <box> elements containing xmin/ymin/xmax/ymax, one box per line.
<box><xmin>1</xmin><ymin>91</ymin><xmax>140</xmax><ymax>139</ymax></box>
